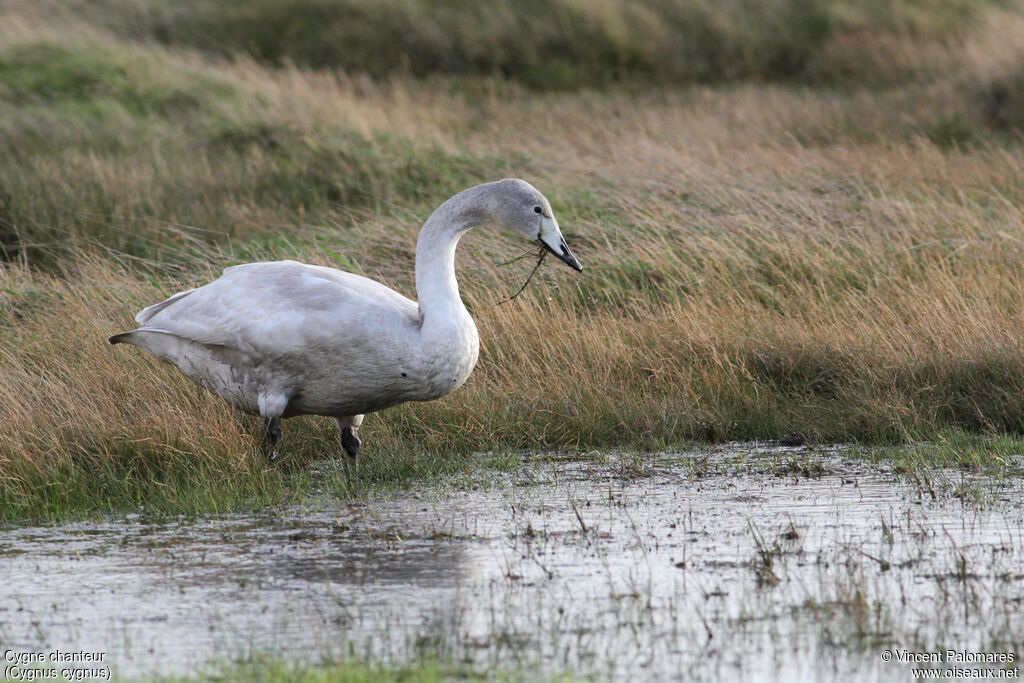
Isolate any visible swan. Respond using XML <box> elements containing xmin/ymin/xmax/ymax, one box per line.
<box><xmin>109</xmin><ymin>179</ymin><xmax>582</xmax><ymax>459</ymax></box>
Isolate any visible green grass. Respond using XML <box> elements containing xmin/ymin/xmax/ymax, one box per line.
<box><xmin>146</xmin><ymin>655</ymin><xmax>570</xmax><ymax>683</ymax></box>
<box><xmin>0</xmin><ymin>35</ymin><xmax>509</xmax><ymax>265</ymax></box>
<box><xmin>2</xmin><ymin>442</ymin><xmax>308</xmax><ymax>522</ymax></box>
<box><xmin>48</xmin><ymin>0</ymin><xmax>1001</xmax><ymax>89</ymax></box>
<box><xmin>858</xmin><ymin>429</ymin><xmax>1024</xmax><ymax>471</ymax></box>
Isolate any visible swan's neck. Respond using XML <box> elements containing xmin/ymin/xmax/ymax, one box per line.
<box><xmin>415</xmin><ymin>190</ymin><xmax>484</xmax><ymax>328</ymax></box>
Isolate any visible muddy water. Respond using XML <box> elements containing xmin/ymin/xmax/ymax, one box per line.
<box><xmin>1</xmin><ymin>445</ymin><xmax>1023</xmax><ymax>681</ymax></box>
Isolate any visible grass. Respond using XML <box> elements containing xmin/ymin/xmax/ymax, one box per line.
<box><xmin>21</xmin><ymin>0</ymin><xmax>1004</xmax><ymax>89</ymax></box>
<box><xmin>4</xmin><ymin>2</ymin><xmax>1024</xmax><ymax>519</ymax></box>
<box><xmin>4</xmin><ymin>654</ymin><xmax>557</xmax><ymax>683</ymax></box>
<box><xmin>0</xmin><ymin>27</ymin><xmax>504</xmax><ymax>262</ymax></box>
<box><xmin>147</xmin><ymin>656</ymin><xmax>552</xmax><ymax>682</ymax></box>
<box><xmin>858</xmin><ymin>429</ymin><xmax>1024</xmax><ymax>470</ymax></box>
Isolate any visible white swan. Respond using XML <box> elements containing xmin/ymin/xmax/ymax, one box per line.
<box><xmin>109</xmin><ymin>179</ymin><xmax>582</xmax><ymax>459</ymax></box>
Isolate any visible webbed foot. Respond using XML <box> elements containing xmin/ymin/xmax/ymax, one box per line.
<box><xmin>341</xmin><ymin>426</ymin><xmax>361</xmax><ymax>460</ymax></box>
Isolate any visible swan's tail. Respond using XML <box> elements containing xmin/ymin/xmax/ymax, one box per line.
<box><xmin>108</xmin><ymin>331</ymin><xmax>137</xmax><ymax>345</ymax></box>
<box><xmin>105</xmin><ymin>329</ymin><xmax>256</xmax><ymax>413</ymax></box>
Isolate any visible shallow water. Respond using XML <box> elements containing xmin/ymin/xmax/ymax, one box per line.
<box><xmin>2</xmin><ymin>445</ymin><xmax>1022</xmax><ymax>681</ymax></box>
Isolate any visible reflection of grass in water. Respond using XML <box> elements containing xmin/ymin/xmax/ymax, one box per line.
<box><xmin>494</xmin><ymin>454</ymin><xmax>1024</xmax><ymax>677</ymax></box>
<box><xmin>6</xmin><ymin>451</ymin><xmax>1021</xmax><ymax>680</ymax></box>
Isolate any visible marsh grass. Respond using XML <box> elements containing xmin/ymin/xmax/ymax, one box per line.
<box><xmin>150</xmin><ymin>655</ymin><xmax>536</xmax><ymax>683</ymax></box>
<box><xmin>28</xmin><ymin>0</ymin><xmax>1001</xmax><ymax>89</ymax></box>
<box><xmin>5</xmin><ymin>3</ymin><xmax>1024</xmax><ymax>519</ymax></box>
<box><xmin>859</xmin><ymin>430</ymin><xmax>1024</xmax><ymax>472</ymax></box>
<box><xmin>0</xmin><ymin>36</ymin><xmax>501</xmax><ymax>264</ymax></box>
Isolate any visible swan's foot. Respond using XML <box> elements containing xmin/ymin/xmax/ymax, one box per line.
<box><xmin>262</xmin><ymin>417</ymin><xmax>282</xmax><ymax>461</ymax></box>
<box><xmin>340</xmin><ymin>427</ymin><xmax>361</xmax><ymax>460</ymax></box>
<box><xmin>335</xmin><ymin>415</ymin><xmax>364</xmax><ymax>461</ymax></box>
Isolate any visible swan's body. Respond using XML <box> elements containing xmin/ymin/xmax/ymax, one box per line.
<box><xmin>118</xmin><ymin>260</ymin><xmax>477</xmax><ymax>417</ymax></box>
<box><xmin>110</xmin><ymin>179</ymin><xmax>582</xmax><ymax>458</ymax></box>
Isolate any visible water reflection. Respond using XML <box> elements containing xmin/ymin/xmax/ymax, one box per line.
<box><xmin>0</xmin><ymin>446</ymin><xmax>1021</xmax><ymax>682</ymax></box>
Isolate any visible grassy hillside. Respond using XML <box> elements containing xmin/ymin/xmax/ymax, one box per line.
<box><xmin>3</xmin><ymin>1</ymin><xmax>1024</xmax><ymax>518</ymax></box>
<box><xmin>20</xmin><ymin>0</ymin><xmax>1003</xmax><ymax>88</ymax></box>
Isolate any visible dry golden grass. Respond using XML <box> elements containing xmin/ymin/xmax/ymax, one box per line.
<box><xmin>4</xmin><ymin>2</ymin><xmax>1024</xmax><ymax>518</ymax></box>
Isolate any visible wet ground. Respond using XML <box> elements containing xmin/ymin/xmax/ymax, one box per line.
<box><xmin>2</xmin><ymin>444</ymin><xmax>1023</xmax><ymax>681</ymax></box>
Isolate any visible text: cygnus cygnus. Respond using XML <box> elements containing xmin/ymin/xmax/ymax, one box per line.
<box><xmin>109</xmin><ymin>179</ymin><xmax>582</xmax><ymax>459</ymax></box>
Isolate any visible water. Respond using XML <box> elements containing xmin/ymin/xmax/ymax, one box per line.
<box><xmin>2</xmin><ymin>445</ymin><xmax>1022</xmax><ymax>681</ymax></box>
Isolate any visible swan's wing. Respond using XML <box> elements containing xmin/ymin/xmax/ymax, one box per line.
<box><xmin>135</xmin><ymin>288</ymin><xmax>196</xmax><ymax>325</ymax></box>
<box><xmin>135</xmin><ymin>260</ymin><xmax>419</xmax><ymax>355</ymax></box>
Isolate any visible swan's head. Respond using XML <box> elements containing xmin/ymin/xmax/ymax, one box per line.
<box><xmin>488</xmin><ymin>178</ymin><xmax>583</xmax><ymax>272</ymax></box>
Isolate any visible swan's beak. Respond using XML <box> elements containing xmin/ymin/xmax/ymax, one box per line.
<box><xmin>539</xmin><ymin>216</ymin><xmax>583</xmax><ymax>272</ymax></box>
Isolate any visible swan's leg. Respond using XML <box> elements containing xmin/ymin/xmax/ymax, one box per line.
<box><xmin>262</xmin><ymin>417</ymin><xmax>283</xmax><ymax>461</ymax></box>
<box><xmin>335</xmin><ymin>414</ymin><xmax>364</xmax><ymax>460</ymax></box>
<box><xmin>258</xmin><ymin>391</ymin><xmax>290</xmax><ymax>461</ymax></box>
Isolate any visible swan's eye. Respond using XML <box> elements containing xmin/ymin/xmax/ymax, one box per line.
<box><xmin>533</xmin><ymin>206</ymin><xmax>543</xmax><ymax>214</ymax></box>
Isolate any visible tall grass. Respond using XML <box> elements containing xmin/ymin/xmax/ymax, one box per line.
<box><xmin>0</xmin><ymin>20</ymin><xmax>505</xmax><ymax>263</ymax></box>
<box><xmin>21</xmin><ymin>0</ymin><xmax>1000</xmax><ymax>88</ymax></box>
<box><xmin>3</xmin><ymin>3</ymin><xmax>1024</xmax><ymax>519</ymax></box>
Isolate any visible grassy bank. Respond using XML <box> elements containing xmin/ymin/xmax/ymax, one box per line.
<box><xmin>4</xmin><ymin>3</ymin><xmax>1024</xmax><ymax>519</ymax></box>
<box><xmin>16</xmin><ymin>0</ymin><xmax>1005</xmax><ymax>89</ymax></box>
